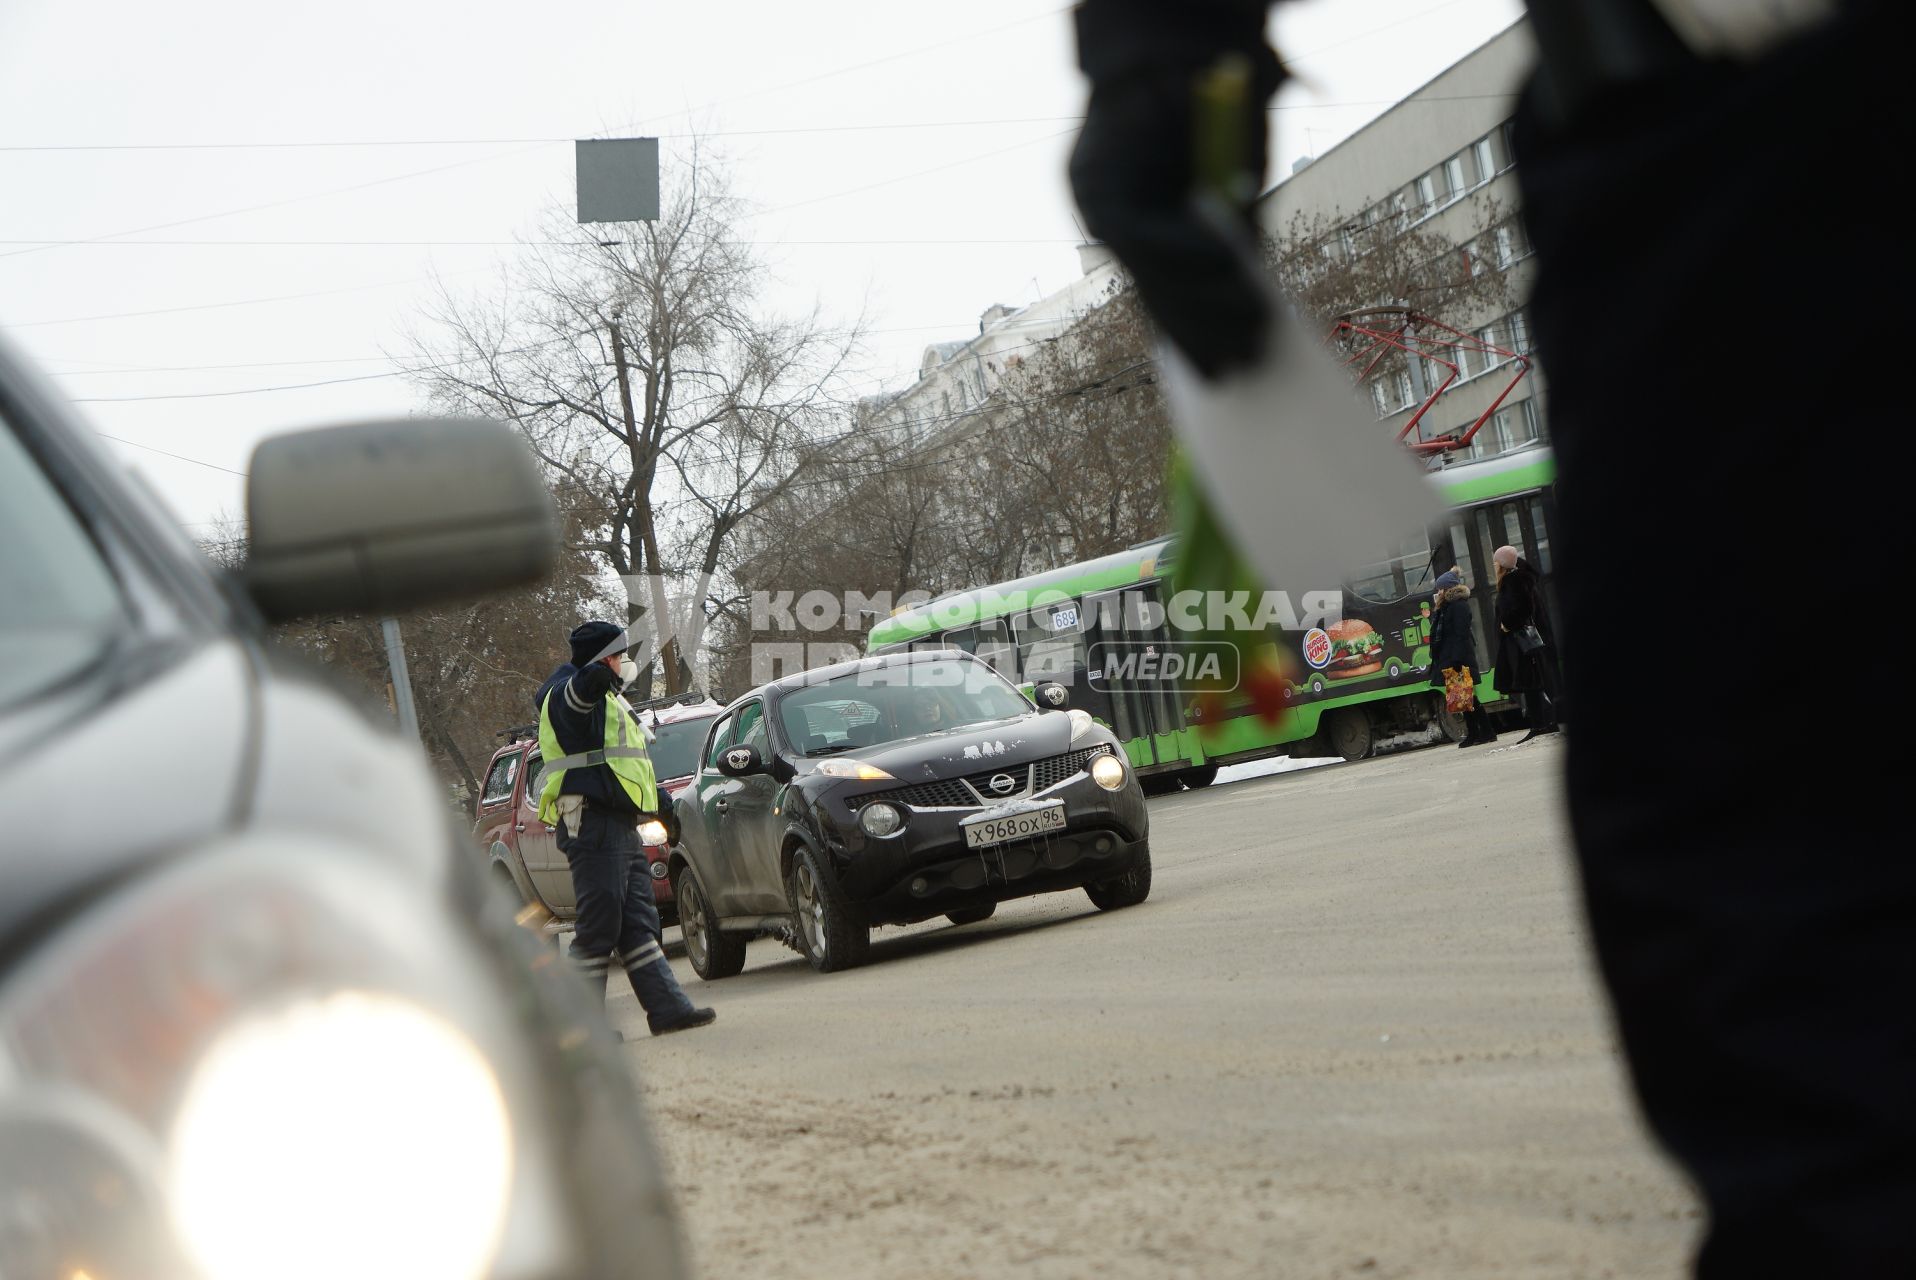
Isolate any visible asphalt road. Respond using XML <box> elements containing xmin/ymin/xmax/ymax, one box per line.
<box><xmin>614</xmin><ymin>735</ymin><xmax>1701</xmax><ymax>1279</ymax></box>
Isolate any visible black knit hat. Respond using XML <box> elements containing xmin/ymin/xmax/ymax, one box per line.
<box><xmin>569</xmin><ymin>620</ymin><xmax>628</xmax><ymax>668</ymax></box>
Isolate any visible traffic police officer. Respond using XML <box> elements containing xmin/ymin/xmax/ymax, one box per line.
<box><xmin>535</xmin><ymin>620</ymin><xmax>715</xmax><ymax>1035</ymax></box>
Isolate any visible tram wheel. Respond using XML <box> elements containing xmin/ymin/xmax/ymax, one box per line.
<box><xmin>1327</xmin><ymin>708</ymin><xmax>1375</xmax><ymax>761</ymax></box>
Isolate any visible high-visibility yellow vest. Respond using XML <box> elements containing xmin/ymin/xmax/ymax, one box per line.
<box><xmin>536</xmin><ymin>686</ymin><xmax>657</xmax><ymax>824</ymax></box>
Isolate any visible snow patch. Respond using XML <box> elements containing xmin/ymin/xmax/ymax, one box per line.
<box><xmin>1214</xmin><ymin>755</ymin><xmax>1341</xmax><ymax>786</ymax></box>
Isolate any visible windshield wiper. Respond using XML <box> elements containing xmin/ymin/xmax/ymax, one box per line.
<box><xmin>807</xmin><ymin>742</ymin><xmax>862</xmax><ymax>757</ymax></box>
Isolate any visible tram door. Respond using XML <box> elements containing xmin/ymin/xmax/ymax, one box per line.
<box><xmin>1083</xmin><ymin>583</ymin><xmax>1186</xmax><ymax>769</ymax></box>
<box><xmin>1438</xmin><ymin>487</ymin><xmax>1559</xmax><ymax>686</ymax></box>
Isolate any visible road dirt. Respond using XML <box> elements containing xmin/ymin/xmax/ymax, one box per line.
<box><xmin>612</xmin><ymin>734</ymin><xmax>1700</xmax><ymax>1278</ymax></box>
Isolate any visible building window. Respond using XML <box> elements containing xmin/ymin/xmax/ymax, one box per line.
<box><xmin>1414</xmin><ymin>172</ymin><xmax>1438</xmax><ymax>215</ymax></box>
<box><xmin>1473</xmin><ymin>138</ymin><xmax>1495</xmax><ymax>184</ymax></box>
<box><xmin>1508</xmin><ymin>310</ymin><xmax>1531</xmax><ymax>354</ymax></box>
<box><xmin>1495</xmin><ymin>219</ymin><xmax>1530</xmax><ymax>268</ymax></box>
<box><xmin>1445</xmin><ymin>155</ymin><xmax>1467</xmax><ymax>199</ymax></box>
<box><xmin>1479</xmin><ymin>327</ymin><xmax>1503</xmax><ymax>367</ymax></box>
<box><xmin>1371</xmin><ymin>381</ymin><xmax>1394</xmax><ymax>419</ymax></box>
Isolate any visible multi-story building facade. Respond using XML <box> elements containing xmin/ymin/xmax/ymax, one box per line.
<box><xmin>1257</xmin><ymin>20</ymin><xmax>1543</xmax><ymax>465</ymax></box>
<box><xmin>860</xmin><ymin>246</ymin><xmax>1125</xmax><ymax>452</ymax></box>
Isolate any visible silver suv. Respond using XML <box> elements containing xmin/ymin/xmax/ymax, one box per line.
<box><xmin>0</xmin><ymin>333</ymin><xmax>685</xmax><ymax>1280</ymax></box>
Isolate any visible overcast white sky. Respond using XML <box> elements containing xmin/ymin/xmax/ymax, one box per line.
<box><xmin>0</xmin><ymin>0</ymin><xmax>1524</xmax><ymax>533</ymax></box>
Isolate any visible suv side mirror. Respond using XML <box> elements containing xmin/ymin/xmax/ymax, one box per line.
<box><xmin>243</xmin><ymin>417</ymin><xmax>558</xmax><ymax>622</ymax></box>
<box><xmin>1031</xmin><ymin>681</ymin><xmax>1070</xmax><ymax>711</ymax></box>
<box><xmin>717</xmin><ymin>744</ymin><xmax>765</xmax><ymax>778</ymax></box>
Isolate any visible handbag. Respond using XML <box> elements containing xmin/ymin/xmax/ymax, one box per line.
<box><xmin>1513</xmin><ymin>624</ymin><xmax>1545</xmax><ymax>656</ymax></box>
<box><xmin>1443</xmin><ymin>665</ymin><xmax>1476</xmax><ymax>714</ymax></box>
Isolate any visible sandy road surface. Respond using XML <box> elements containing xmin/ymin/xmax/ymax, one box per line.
<box><xmin>610</xmin><ymin>736</ymin><xmax>1700</xmax><ymax>1278</ymax></box>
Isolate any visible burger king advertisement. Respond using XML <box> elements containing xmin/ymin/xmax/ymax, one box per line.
<box><xmin>1291</xmin><ymin>607</ymin><xmax>1425</xmax><ymax>698</ymax></box>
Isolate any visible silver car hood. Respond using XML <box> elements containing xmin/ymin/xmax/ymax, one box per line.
<box><xmin>0</xmin><ymin>637</ymin><xmax>450</xmax><ymax>952</ymax></box>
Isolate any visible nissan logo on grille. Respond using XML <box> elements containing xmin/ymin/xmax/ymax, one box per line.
<box><xmin>989</xmin><ymin>773</ymin><xmax>1017</xmax><ymax>795</ymax></box>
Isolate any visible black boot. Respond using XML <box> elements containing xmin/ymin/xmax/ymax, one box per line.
<box><xmin>650</xmin><ymin>1006</ymin><xmax>717</xmax><ymax>1036</ymax></box>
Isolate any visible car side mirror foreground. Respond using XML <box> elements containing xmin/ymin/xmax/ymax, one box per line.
<box><xmin>243</xmin><ymin>418</ymin><xmax>558</xmax><ymax>623</ymax></box>
<box><xmin>1031</xmin><ymin>681</ymin><xmax>1070</xmax><ymax>712</ymax></box>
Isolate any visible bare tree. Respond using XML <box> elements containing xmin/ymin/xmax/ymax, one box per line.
<box><xmin>1263</xmin><ymin>198</ymin><xmax>1523</xmax><ymax>339</ymax></box>
<box><xmin>406</xmin><ymin>143</ymin><xmax>862</xmax><ymax>696</ymax></box>
<box><xmin>987</xmin><ymin>291</ymin><xmax>1171</xmax><ymax>571</ymax></box>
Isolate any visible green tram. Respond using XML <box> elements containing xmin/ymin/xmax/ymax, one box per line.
<box><xmin>866</xmin><ymin>445</ymin><xmax>1558</xmax><ymax>787</ymax></box>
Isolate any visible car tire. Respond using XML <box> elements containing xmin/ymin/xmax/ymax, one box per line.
<box><xmin>945</xmin><ymin>904</ymin><xmax>996</xmax><ymax>926</ymax></box>
<box><xmin>491</xmin><ymin>860</ymin><xmax>525</xmax><ymax>906</ymax></box>
<box><xmin>673</xmin><ymin>863</ymin><xmax>747</xmax><ymax>981</ymax></box>
<box><xmin>1085</xmin><ymin>842</ymin><xmax>1152</xmax><ymax>911</ymax></box>
<box><xmin>787</xmin><ymin>843</ymin><xmax>870</xmax><ymax>973</ymax></box>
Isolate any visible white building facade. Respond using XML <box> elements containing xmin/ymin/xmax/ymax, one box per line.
<box><xmin>1258</xmin><ymin>20</ymin><xmax>1544</xmax><ymax>465</ymax></box>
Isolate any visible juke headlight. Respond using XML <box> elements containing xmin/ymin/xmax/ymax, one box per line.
<box><xmin>1090</xmin><ymin>751</ymin><xmax>1127</xmax><ymax>791</ymax></box>
<box><xmin>0</xmin><ymin>835</ymin><xmax>575</xmax><ymax>1280</ymax></box>
<box><xmin>815</xmin><ymin>758</ymin><xmax>894</xmax><ymax>781</ymax></box>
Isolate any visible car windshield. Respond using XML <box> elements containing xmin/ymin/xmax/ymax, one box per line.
<box><xmin>648</xmin><ymin>715</ymin><xmax>713</xmax><ymax>781</ymax></box>
<box><xmin>0</xmin><ymin>414</ymin><xmax>125</xmax><ymax>710</ymax></box>
<box><xmin>778</xmin><ymin>659</ymin><xmax>1032</xmax><ymax>756</ymax></box>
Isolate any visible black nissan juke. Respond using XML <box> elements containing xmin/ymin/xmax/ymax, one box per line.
<box><xmin>667</xmin><ymin>650</ymin><xmax>1151</xmax><ymax>975</ymax></box>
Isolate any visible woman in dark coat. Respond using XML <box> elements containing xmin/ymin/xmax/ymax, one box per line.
<box><xmin>1428</xmin><ymin>567</ymin><xmax>1496</xmax><ymax>747</ymax></box>
<box><xmin>1492</xmin><ymin>545</ymin><xmax>1559</xmax><ymax>741</ymax></box>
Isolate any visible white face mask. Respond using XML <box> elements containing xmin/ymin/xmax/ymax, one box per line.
<box><xmin>619</xmin><ymin>657</ymin><xmax>639</xmax><ymax>685</ymax></box>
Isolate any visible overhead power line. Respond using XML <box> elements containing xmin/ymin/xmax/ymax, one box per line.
<box><xmin>0</xmin><ymin>236</ymin><xmax>1084</xmax><ymax>249</ymax></box>
<box><xmin>6</xmin><ymin>267</ymin><xmax>490</xmax><ymax>328</ymax></box>
<box><xmin>0</xmin><ymin>96</ymin><xmax>1518</xmax><ymax>156</ymax></box>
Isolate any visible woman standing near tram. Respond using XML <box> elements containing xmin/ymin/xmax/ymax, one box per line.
<box><xmin>1492</xmin><ymin>545</ymin><xmax>1558</xmax><ymax>742</ymax></box>
<box><xmin>1429</xmin><ymin>567</ymin><xmax>1497</xmax><ymax>748</ymax></box>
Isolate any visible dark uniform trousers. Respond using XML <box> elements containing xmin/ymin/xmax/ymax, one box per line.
<box><xmin>1516</xmin><ymin>3</ymin><xmax>1913</xmax><ymax>1273</ymax></box>
<box><xmin>556</xmin><ymin>804</ymin><xmax>696</xmax><ymax>1028</ymax></box>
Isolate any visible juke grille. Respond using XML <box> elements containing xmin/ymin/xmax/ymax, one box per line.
<box><xmin>852</xmin><ymin>745</ymin><xmax>1110</xmax><ymax>811</ymax></box>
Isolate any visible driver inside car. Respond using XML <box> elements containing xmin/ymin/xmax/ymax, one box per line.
<box><xmin>899</xmin><ymin>692</ymin><xmax>955</xmax><ymax>737</ymax></box>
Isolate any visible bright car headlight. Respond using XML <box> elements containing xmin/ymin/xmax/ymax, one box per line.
<box><xmin>815</xmin><ymin>758</ymin><xmax>895</xmax><ymax>781</ymax></box>
<box><xmin>638</xmin><ymin>818</ymin><xmax>670</xmax><ymax>847</ymax></box>
<box><xmin>0</xmin><ymin>836</ymin><xmax>571</xmax><ymax>1280</ymax></box>
<box><xmin>1067</xmin><ymin>709</ymin><xmax>1096</xmax><ymax>741</ymax></box>
<box><xmin>859</xmin><ymin>801</ymin><xmax>904</xmax><ymax>838</ymax></box>
<box><xmin>1090</xmin><ymin>752</ymin><xmax>1127</xmax><ymax>791</ymax></box>
<box><xmin>170</xmin><ymin>992</ymin><xmax>510</xmax><ymax>1280</ymax></box>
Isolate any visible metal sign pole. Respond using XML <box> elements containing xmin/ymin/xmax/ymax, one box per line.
<box><xmin>381</xmin><ymin>616</ymin><xmax>420</xmax><ymax>739</ymax></box>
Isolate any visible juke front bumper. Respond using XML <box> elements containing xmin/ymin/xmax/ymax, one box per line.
<box><xmin>823</xmin><ymin>749</ymin><xmax>1150</xmax><ymax>925</ymax></box>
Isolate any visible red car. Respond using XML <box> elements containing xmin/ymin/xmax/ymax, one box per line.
<box><xmin>473</xmin><ymin>693</ymin><xmax>723</xmax><ymax>928</ymax></box>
